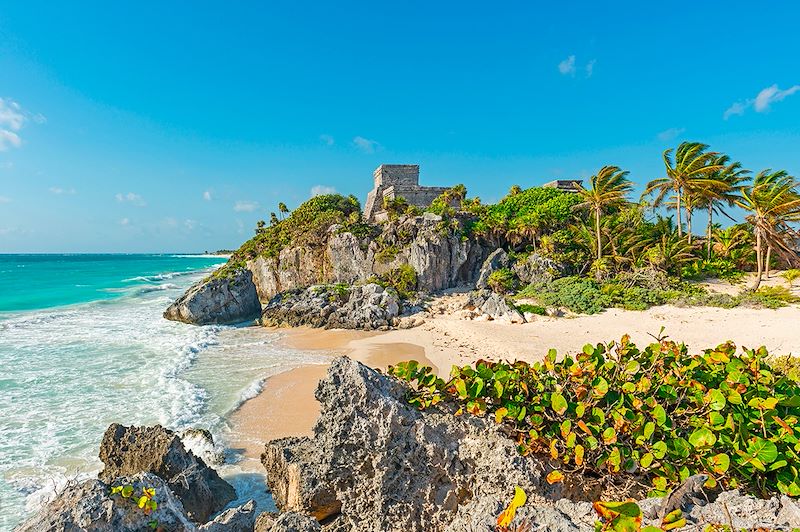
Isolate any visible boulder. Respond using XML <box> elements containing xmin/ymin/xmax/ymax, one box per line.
<box><xmin>262</xmin><ymin>357</ymin><xmax>554</xmax><ymax>531</ymax></box>
<box><xmin>199</xmin><ymin>500</ymin><xmax>257</xmax><ymax>531</ymax></box>
<box><xmin>463</xmin><ymin>290</ymin><xmax>526</xmax><ymax>323</ymax></box>
<box><xmin>475</xmin><ymin>248</ymin><xmax>509</xmax><ymax>289</ymax></box>
<box><xmin>16</xmin><ymin>473</ymin><xmax>196</xmax><ymax>532</ymax></box>
<box><xmin>512</xmin><ymin>253</ymin><xmax>563</xmax><ymax>285</ymax></box>
<box><xmin>261</xmin><ymin>284</ymin><xmax>401</xmax><ymax>331</ymax></box>
<box><xmin>98</xmin><ymin>424</ymin><xmax>236</xmax><ymax>523</ymax></box>
<box><xmin>270</xmin><ymin>512</ymin><xmax>323</xmax><ymax>532</ymax></box>
<box><xmin>164</xmin><ymin>268</ymin><xmax>261</xmax><ymax>325</ymax></box>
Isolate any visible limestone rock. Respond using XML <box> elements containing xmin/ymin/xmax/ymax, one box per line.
<box><xmin>269</xmin><ymin>512</ymin><xmax>323</xmax><ymax>532</ymax></box>
<box><xmin>463</xmin><ymin>289</ymin><xmax>526</xmax><ymax>323</ymax></box>
<box><xmin>199</xmin><ymin>500</ymin><xmax>257</xmax><ymax>531</ymax></box>
<box><xmin>262</xmin><ymin>357</ymin><xmax>554</xmax><ymax>531</ymax></box>
<box><xmin>98</xmin><ymin>423</ymin><xmax>236</xmax><ymax>523</ymax></box>
<box><xmin>16</xmin><ymin>473</ymin><xmax>196</xmax><ymax>532</ymax></box>
<box><xmin>512</xmin><ymin>253</ymin><xmax>564</xmax><ymax>285</ymax></box>
<box><xmin>254</xmin><ymin>512</ymin><xmax>278</xmax><ymax>532</ymax></box>
<box><xmin>260</xmin><ymin>283</ymin><xmax>401</xmax><ymax>331</ymax></box>
<box><xmin>164</xmin><ymin>268</ymin><xmax>261</xmax><ymax>325</ymax></box>
<box><xmin>475</xmin><ymin>248</ymin><xmax>509</xmax><ymax>289</ymax></box>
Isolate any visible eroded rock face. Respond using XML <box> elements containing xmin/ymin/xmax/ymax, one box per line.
<box><xmin>164</xmin><ymin>268</ymin><xmax>261</xmax><ymax>325</ymax></box>
<box><xmin>475</xmin><ymin>248</ymin><xmax>509</xmax><ymax>289</ymax></box>
<box><xmin>260</xmin><ymin>284</ymin><xmax>401</xmax><ymax>331</ymax></box>
<box><xmin>98</xmin><ymin>424</ymin><xmax>236</xmax><ymax>523</ymax></box>
<box><xmin>512</xmin><ymin>253</ymin><xmax>564</xmax><ymax>285</ymax></box>
<box><xmin>198</xmin><ymin>500</ymin><xmax>257</xmax><ymax>531</ymax></box>
<box><xmin>262</xmin><ymin>357</ymin><xmax>553</xmax><ymax>531</ymax></box>
<box><xmin>16</xmin><ymin>473</ymin><xmax>196</xmax><ymax>532</ymax></box>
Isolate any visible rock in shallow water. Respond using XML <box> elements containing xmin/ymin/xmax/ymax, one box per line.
<box><xmin>98</xmin><ymin>423</ymin><xmax>236</xmax><ymax>523</ymax></box>
<box><xmin>164</xmin><ymin>268</ymin><xmax>261</xmax><ymax>325</ymax></box>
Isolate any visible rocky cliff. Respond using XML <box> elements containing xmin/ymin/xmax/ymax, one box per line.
<box><xmin>166</xmin><ymin>213</ymin><xmax>489</xmax><ymax>326</ymax></box>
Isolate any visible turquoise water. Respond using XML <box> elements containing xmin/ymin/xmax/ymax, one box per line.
<box><xmin>0</xmin><ymin>254</ymin><xmax>327</xmax><ymax>529</ymax></box>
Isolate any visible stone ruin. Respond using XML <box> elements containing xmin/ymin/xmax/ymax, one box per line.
<box><xmin>364</xmin><ymin>164</ymin><xmax>450</xmax><ymax>222</ymax></box>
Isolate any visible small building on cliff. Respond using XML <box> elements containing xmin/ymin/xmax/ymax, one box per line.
<box><xmin>543</xmin><ymin>179</ymin><xmax>582</xmax><ymax>192</ymax></box>
<box><xmin>364</xmin><ymin>164</ymin><xmax>450</xmax><ymax>222</ymax></box>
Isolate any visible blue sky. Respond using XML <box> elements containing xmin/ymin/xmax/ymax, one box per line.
<box><xmin>1</xmin><ymin>1</ymin><xmax>799</xmax><ymax>253</ymax></box>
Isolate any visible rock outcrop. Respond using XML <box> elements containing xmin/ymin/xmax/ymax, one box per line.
<box><xmin>164</xmin><ymin>268</ymin><xmax>261</xmax><ymax>325</ymax></box>
<box><xmin>260</xmin><ymin>283</ymin><xmax>401</xmax><ymax>330</ymax></box>
<box><xmin>98</xmin><ymin>423</ymin><xmax>237</xmax><ymax>523</ymax></box>
<box><xmin>512</xmin><ymin>253</ymin><xmax>563</xmax><ymax>285</ymax></box>
<box><xmin>16</xmin><ymin>473</ymin><xmax>196</xmax><ymax>532</ymax></box>
<box><xmin>462</xmin><ymin>289</ymin><xmax>526</xmax><ymax>323</ymax></box>
<box><xmin>262</xmin><ymin>357</ymin><xmax>554</xmax><ymax>531</ymax></box>
<box><xmin>475</xmin><ymin>248</ymin><xmax>509</xmax><ymax>289</ymax></box>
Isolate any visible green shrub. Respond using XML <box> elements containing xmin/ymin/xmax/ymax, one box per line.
<box><xmin>389</xmin><ymin>337</ymin><xmax>800</xmax><ymax>497</ymax></box>
<box><xmin>782</xmin><ymin>269</ymin><xmax>800</xmax><ymax>288</ymax></box>
<box><xmin>738</xmin><ymin>286</ymin><xmax>799</xmax><ymax>309</ymax></box>
<box><xmin>518</xmin><ymin>277</ymin><xmax>610</xmax><ymax>314</ymax></box>
<box><xmin>681</xmin><ymin>258</ymin><xmax>745</xmax><ymax>283</ymax></box>
<box><xmin>514</xmin><ymin>303</ymin><xmax>547</xmax><ymax>315</ymax></box>
<box><xmin>377</xmin><ymin>264</ymin><xmax>418</xmax><ymax>299</ymax></box>
<box><xmin>487</xmin><ymin>268</ymin><xmax>518</xmax><ymax>294</ymax></box>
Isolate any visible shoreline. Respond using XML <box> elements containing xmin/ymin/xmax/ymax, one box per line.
<box><xmin>228</xmin><ymin>297</ymin><xmax>800</xmax><ymax>466</ymax></box>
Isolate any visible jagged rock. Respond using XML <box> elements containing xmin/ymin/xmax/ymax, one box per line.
<box><xmin>463</xmin><ymin>289</ymin><xmax>526</xmax><ymax>323</ymax></box>
<box><xmin>164</xmin><ymin>268</ymin><xmax>261</xmax><ymax>325</ymax></box>
<box><xmin>16</xmin><ymin>473</ymin><xmax>196</xmax><ymax>532</ymax></box>
<box><xmin>260</xmin><ymin>284</ymin><xmax>401</xmax><ymax>331</ymax></box>
<box><xmin>269</xmin><ymin>512</ymin><xmax>323</xmax><ymax>532</ymax></box>
<box><xmin>180</xmin><ymin>428</ymin><xmax>226</xmax><ymax>466</ymax></box>
<box><xmin>254</xmin><ymin>512</ymin><xmax>278</xmax><ymax>532</ymax></box>
<box><xmin>98</xmin><ymin>424</ymin><xmax>236</xmax><ymax>523</ymax></box>
<box><xmin>199</xmin><ymin>500</ymin><xmax>257</xmax><ymax>531</ymax></box>
<box><xmin>475</xmin><ymin>248</ymin><xmax>509</xmax><ymax>289</ymax></box>
<box><xmin>512</xmin><ymin>253</ymin><xmax>563</xmax><ymax>285</ymax></box>
<box><xmin>262</xmin><ymin>357</ymin><xmax>556</xmax><ymax>531</ymax></box>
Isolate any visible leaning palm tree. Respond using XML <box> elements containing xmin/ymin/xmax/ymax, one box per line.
<box><xmin>574</xmin><ymin>166</ymin><xmax>633</xmax><ymax>268</ymax></box>
<box><xmin>695</xmin><ymin>156</ymin><xmax>750</xmax><ymax>259</ymax></box>
<box><xmin>643</xmin><ymin>142</ymin><xmax>723</xmax><ymax>241</ymax></box>
<box><xmin>735</xmin><ymin>169</ymin><xmax>800</xmax><ymax>290</ymax></box>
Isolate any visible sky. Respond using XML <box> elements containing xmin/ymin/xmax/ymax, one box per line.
<box><xmin>1</xmin><ymin>1</ymin><xmax>799</xmax><ymax>253</ymax></box>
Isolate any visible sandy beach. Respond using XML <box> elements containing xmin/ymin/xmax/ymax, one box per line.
<box><xmin>229</xmin><ymin>277</ymin><xmax>800</xmax><ymax>465</ymax></box>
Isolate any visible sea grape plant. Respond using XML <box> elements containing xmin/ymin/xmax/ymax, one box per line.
<box><xmin>388</xmin><ymin>336</ymin><xmax>800</xmax><ymax>497</ymax></box>
<box><xmin>110</xmin><ymin>484</ymin><xmax>159</xmax><ymax>529</ymax></box>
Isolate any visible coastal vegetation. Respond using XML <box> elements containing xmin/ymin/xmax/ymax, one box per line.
<box><xmin>389</xmin><ymin>336</ymin><xmax>800</xmax><ymax>498</ymax></box>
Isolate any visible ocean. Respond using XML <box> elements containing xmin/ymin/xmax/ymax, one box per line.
<box><xmin>0</xmin><ymin>254</ymin><xmax>326</xmax><ymax>529</ymax></box>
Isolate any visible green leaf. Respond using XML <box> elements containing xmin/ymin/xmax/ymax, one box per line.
<box><xmin>640</xmin><ymin>452</ymin><xmax>654</xmax><ymax>468</ymax></box>
<box><xmin>688</xmin><ymin>427</ymin><xmax>717</xmax><ymax>449</ymax></box>
<box><xmin>651</xmin><ymin>441</ymin><xmax>667</xmax><ymax>459</ymax></box>
<box><xmin>551</xmin><ymin>392</ymin><xmax>568</xmax><ymax>416</ymax></box>
<box><xmin>121</xmin><ymin>485</ymin><xmax>134</xmax><ymax>498</ymax></box>
<box><xmin>592</xmin><ymin>377</ymin><xmax>609</xmax><ymax>398</ymax></box>
<box><xmin>706</xmin><ymin>389</ymin><xmax>726</xmax><ymax>411</ymax></box>
<box><xmin>747</xmin><ymin>437</ymin><xmax>778</xmax><ymax>465</ymax></box>
<box><xmin>652</xmin><ymin>404</ymin><xmax>667</xmax><ymax>426</ymax></box>
<box><xmin>454</xmin><ymin>379</ymin><xmax>467</xmax><ymax>399</ymax></box>
<box><xmin>708</xmin><ymin>453</ymin><xmax>730</xmax><ymax>474</ymax></box>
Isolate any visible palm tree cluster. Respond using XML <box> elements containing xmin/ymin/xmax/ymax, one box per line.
<box><xmin>570</xmin><ymin>141</ymin><xmax>800</xmax><ymax>288</ymax></box>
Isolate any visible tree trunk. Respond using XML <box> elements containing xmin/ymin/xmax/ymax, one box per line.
<box><xmin>751</xmin><ymin>230</ymin><xmax>763</xmax><ymax>291</ymax></box>
<box><xmin>676</xmin><ymin>188</ymin><xmax>683</xmax><ymax>237</ymax></box>
<box><xmin>706</xmin><ymin>203</ymin><xmax>714</xmax><ymax>260</ymax></box>
<box><xmin>686</xmin><ymin>205</ymin><xmax>693</xmax><ymax>244</ymax></box>
<box><xmin>595</xmin><ymin>208</ymin><xmax>602</xmax><ymax>262</ymax></box>
<box><xmin>765</xmin><ymin>245</ymin><xmax>773</xmax><ymax>278</ymax></box>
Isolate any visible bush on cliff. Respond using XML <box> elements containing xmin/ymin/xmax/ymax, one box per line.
<box><xmin>218</xmin><ymin>194</ymin><xmax>363</xmax><ymax>274</ymax></box>
<box><xmin>389</xmin><ymin>336</ymin><xmax>800</xmax><ymax>498</ymax></box>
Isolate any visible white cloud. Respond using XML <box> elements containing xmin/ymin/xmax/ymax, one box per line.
<box><xmin>49</xmin><ymin>186</ymin><xmax>76</xmax><ymax>195</ymax></box>
<box><xmin>585</xmin><ymin>59</ymin><xmax>596</xmax><ymax>78</ymax></box>
<box><xmin>353</xmin><ymin>136</ymin><xmax>380</xmax><ymax>153</ymax></box>
<box><xmin>203</xmin><ymin>190</ymin><xmax>212</xmax><ymax>201</ymax></box>
<box><xmin>0</xmin><ymin>130</ymin><xmax>22</xmax><ymax>151</ymax></box>
<box><xmin>184</xmin><ymin>219</ymin><xmax>198</xmax><ymax>231</ymax></box>
<box><xmin>115</xmin><ymin>192</ymin><xmax>145</xmax><ymax>206</ymax></box>
<box><xmin>320</xmin><ymin>134</ymin><xmax>335</xmax><ymax>146</ymax></box>
<box><xmin>0</xmin><ymin>195</ymin><xmax>10</xmax><ymax>203</ymax></box>
<box><xmin>657</xmin><ymin>127</ymin><xmax>686</xmax><ymax>142</ymax></box>
<box><xmin>754</xmin><ymin>84</ymin><xmax>800</xmax><ymax>112</ymax></box>
<box><xmin>119</xmin><ymin>218</ymin><xmax>130</xmax><ymax>226</ymax></box>
<box><xmin>558</xmin><ymin>55</ymin><xmax>576</xmax><ymax>76</ymax></box>
<box><xmin>311</xmin><ymin>185</ymin><xmax>337</xmax><ymax>197</ymax></box>
<box><xmin>724</xmin><ymin>83</ymin><xmax>800</xmax><ymax>119</ymax></box>
<box><xmin>0</xmin><ymin>98</ymin><xmax>43</xmax><ymax>151</ymax></box>
<box><xmin>234</xmin><ymin>200</ymin><xmax>259</xmax><ymax>212</ymax></box>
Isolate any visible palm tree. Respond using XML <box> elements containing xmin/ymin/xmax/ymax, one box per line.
<box><xmin>574</xmin><ymin>166</ymin><xmax>633</xmax><ymax>268</ymax></box>
<box><xmin>735</xmin><ymin>169</ymin><xmax>800</xmax><ymax>290</ymax></box>
<box><xmin>278</xmin><ymin>202</ymin><xmax>289</xmax><ymax>220</ymax></box>
<box><xmin>643</xmin><ymin>142</ymin><xmax>723</xmax><ymax>241</ymax></box>
<box><xmin>712</xmin><ymin>225</ymin><xmax>750</xmax><ymax>259</ymax></box>
<box><xmin>695</xmin><ymin>156</ymin><xmax>750</xmax><ymax>259</ymax></box>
